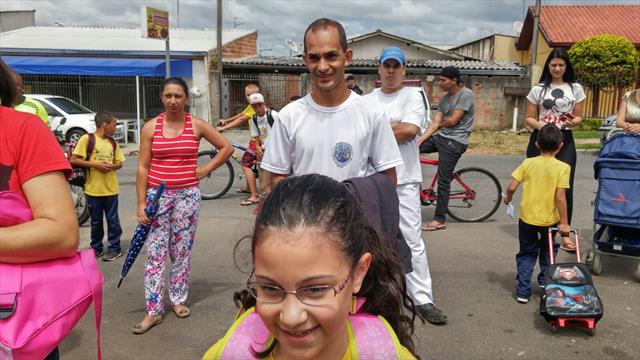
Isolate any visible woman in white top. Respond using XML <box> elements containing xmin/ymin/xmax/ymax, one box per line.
<box><xmin>525</xmin><ymin>48</ymin><xmax>586</xmax><ymax>252</ymax></box>
<box><xmin>615</xmin><ymin>88</ymin><xmax>640</xmax><ymax>133</ymax></box>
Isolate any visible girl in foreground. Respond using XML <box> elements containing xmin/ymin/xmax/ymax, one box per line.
<box><xmin>204</xmin><ymin>174</ymin><xmax>419</xmax><ymax>359</ymax></box>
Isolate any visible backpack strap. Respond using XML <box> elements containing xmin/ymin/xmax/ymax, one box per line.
<box><xmin>218</xmin><ymin>308</ymin><xmax>270</xmax><ymax>359</ymax></box>
<box><xmin>80</xmin><ymin>249</ymin><xmax>103</xmax><ymax>359</ymax></box>
<box><xmin>266</xmin><ymin>109</ymin><xmax>274</xmax><ymax>127</ymax></box>
<box><xmin>349</xmin><ymin>314</ymin><xmax>400</xmax><ymax>359</ymax></box>
<box><xmin>86</xmin><ymin>133</ymin><xmax>96</xmax><ymax>161</ymax></box>
<box><xmin>252</xmin><ymin>113</ymin><xmax>259</xmax><ymax>131</ymax></box>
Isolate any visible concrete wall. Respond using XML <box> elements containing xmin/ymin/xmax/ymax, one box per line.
<box><xmin>494</xmin><ymin>35</ymin><xmax>520</xmax><ymax>62</ymax></box>
<box><xmin>349</xmin><ymin>36</ymin><xmax>455</xmax><ymax>60</ymax></box>
<box><xmin>189</xmin><ymin>59</ymin><xmax>209</xmax><ymax>121</ymax></box>
<box><xmin>350</xmin><ymin>73</ymin><xmax>529</xmax><ymax>130</ymax></box>
<box><xmin>0</xmin><ymin>10</ymin><xmax>35</xmax><ymax>32</ymax></box>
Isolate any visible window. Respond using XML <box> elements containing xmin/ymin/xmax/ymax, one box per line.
<box><xmin>40</xmin><ymin>101</ymin><xmax>62</xmax><ymax>117</ymax></box>
<box><xmin>47</xmin><ymin>97</ymin><xmax>92</xmax><ymax>115</ymax></box>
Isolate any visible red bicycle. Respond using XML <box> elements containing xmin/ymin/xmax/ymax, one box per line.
<box><xmin>420</xmin><ymin>156</ymin><xmax>502</xmax><ymax>222</ymax></box>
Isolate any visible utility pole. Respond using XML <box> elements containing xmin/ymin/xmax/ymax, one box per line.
<box><xmin>217</xmin><ymin>0</ymin><xmax>223</xmax><ymax>118</ymax></box>
<box><xmin>530</xmin><ymin>0</ymin><xmax>542</xmax><ymax>67</ymax></box>
<box><xmin>176</xmin><ymin>0</ymin><xmax>180</xmax><ymax>28</ymax></box>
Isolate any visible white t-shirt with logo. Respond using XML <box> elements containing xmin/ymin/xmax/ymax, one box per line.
<box><xmin>250</xmin><ymin>109</ymin><xmax>278</xmax><ymax>145</ymax></box>
<box><xmin>365</xmin><ymin>87</ymin><xmax>425</xmax><ymax>185</ymax></box>
<box><xmin>261</xmin><ymin>92</ymin><xmax>403</xmax><ymax>182</ymax></box>
<box><xmin>526</xmin><ymin>82</ymin><xmax>586</xmax><ymax>129</ymax></box>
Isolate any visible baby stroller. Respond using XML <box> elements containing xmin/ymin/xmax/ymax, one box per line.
<box><xmin>586</xmin><ymin>133</ymin><xmax>640</xmax><ymax>281</ymax></box>
<box><xmin>540</xmin><ymin>229</ymin><xmax>603</xmax><ymax>336</ymax></box>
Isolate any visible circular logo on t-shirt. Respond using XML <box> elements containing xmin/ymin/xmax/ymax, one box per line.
<box><xmin>542</xmin><ymin>88</ymin><xmax>574</xmax><ymax>117</ymax></box>
<box><xmin>332</xmin><ymin>142</ymin><xmax>353</xmax><ymax>168</ymax></box>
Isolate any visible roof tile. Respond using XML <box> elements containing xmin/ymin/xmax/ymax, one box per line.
<box><xmin>539</xmin><ymin>5</ymin><xmax>640</xmax><ymax>46</ymax></box>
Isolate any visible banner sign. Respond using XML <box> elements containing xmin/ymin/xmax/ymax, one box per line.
<box><xmin>141</xmin><ymin>6</ymin><xmax>169</xmax><ymax>39</ymax></box>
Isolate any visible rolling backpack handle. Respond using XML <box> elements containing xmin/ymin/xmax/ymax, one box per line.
<box><xmin>547</xmin><ymin>227</ymin><xmax>581</xmax><ymax>265</ymax></box>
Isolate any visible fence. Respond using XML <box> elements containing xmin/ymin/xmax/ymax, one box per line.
<box><xmin>221</xmin><ymin>73</ymin><xmax>304</xmax><ymax>119</ymax></box>
<box><xmin>22</xmin><ymin>74</ymin><xmax>166</xmax><ymax>119</ymax></box>
<box><xmin>576</xmin><ymin>68</ymin><xmax>639</xmax><ymax>118</ymax></box>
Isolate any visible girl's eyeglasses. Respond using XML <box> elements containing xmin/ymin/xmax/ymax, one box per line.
<box><xmin>246</xmin><ymin>269</ymin><xmax>350</xmax><ymax>307</ymax></box>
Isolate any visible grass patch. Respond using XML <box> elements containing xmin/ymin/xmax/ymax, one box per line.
<box><xmin>467</xmin><ymin>130</ymin><xmax>529</xmax><ymax>155</ymax></box>
<box><xmin>573</xmin><ymin>130</ymin><xmax>598</xmax><ymax>139</ymax></box>
<box><xmin>576</xmin><ymin>143</ymin><xmax>601</xmax><ymax>150</ymax></box>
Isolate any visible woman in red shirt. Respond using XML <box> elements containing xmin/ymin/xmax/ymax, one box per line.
<box><xmin>134</xmin><ymin>77</ymin><xmax>233</xmax><ymax>334</ymax></box>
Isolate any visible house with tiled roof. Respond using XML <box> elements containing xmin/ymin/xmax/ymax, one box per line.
<box><xmin>515</xmin><ymin>4</ymin><xmax>640</xmax><ymax>117</ymax></box>
<box><xmin>516</xmin><ymin>4</ymin><xmax>640</xmax><ymax>65</ymax></box>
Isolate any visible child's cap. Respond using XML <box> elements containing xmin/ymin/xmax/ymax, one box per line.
<box><xmin>249</xmin><ymin>93</ymin><xmax>265</xmax><ymax>105</ymax></box>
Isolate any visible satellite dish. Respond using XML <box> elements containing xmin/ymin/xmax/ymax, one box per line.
<box><xmin>189</xmin><ymin>86</ymin><xmax>203</xmax><ymax>98</ymax></box>
<box><xmin>285</xmin><ymin>39</ymin><xmax>299</xmax><ymax>54</ymax></box>
<box><xmin>513</xmin><ymin>21</ymin><xmax>523</xmax><ymax>36</ymax></box>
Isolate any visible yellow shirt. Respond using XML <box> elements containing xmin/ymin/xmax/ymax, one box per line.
<box><xmin>242</xmin><ymin>104</ymin><xmax>256</xmax><ymax>132</ymax></box>
<box><xmin>511</xmin><ymin>156</ymin><xmax>570</xmax><ymax>226</ymax></box>
<box><xmin>72</xmin><ymin>134</ymin><xmax>125</xmax><ymax>196</ymax></box>
<box><xmin>14</xmin><ymin>97</ymin><xmax>50</xmax><ymax>128</ymax></box>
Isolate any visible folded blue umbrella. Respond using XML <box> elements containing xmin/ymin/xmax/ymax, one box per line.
<box><xmin>117</xmin><ymin>182</ymin><xmax>166</xmax><ymax>288</ymax></box>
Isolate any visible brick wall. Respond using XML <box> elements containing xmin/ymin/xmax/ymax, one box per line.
<box><xmin>351</xmin><ymin>74</ymin><xmax>529</xmax><ymax>130</ymax></box>
<box><xmin>221</xmin><ymin>32</ymin><xmax>257</xmax><ymax>59</ymax></box>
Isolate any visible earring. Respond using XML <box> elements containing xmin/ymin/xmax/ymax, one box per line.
<box><xmin>350</xmin><ymin>295</ymin><xmax>358</xmax><ymax>315</ymax></box>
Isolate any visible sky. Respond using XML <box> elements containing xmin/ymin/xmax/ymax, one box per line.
<box><xmin>1</xmin><ymin>0</ymin><xmax>636</xmax><ymax>55</ymax></box>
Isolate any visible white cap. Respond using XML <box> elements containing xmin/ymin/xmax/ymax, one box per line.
<box><xmin>249</xmin><ymin>93</ymin><xmax>265</xmax><ymax>104</ymax></box>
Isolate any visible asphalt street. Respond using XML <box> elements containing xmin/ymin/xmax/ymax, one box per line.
<box><xmin>60</xmin><ymin>130</ymin><xmax>640</xmax><ymax>359</ymax></box>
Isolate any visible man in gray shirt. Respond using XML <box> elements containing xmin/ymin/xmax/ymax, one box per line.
<box><xmin>418</xmin><ymin>66</ymin><xmax>475</xmax><ymax>231</ymax></box>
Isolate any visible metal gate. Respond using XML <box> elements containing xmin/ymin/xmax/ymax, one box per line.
<box><xmin>221</xmin><ymin>73</ymin><xmax>303</xmax><ymax>119</ymax></box>
<box><xmin>22</xmin><ymin>74</ymin><xmax>166</xmax><ymax>119</ymax></box>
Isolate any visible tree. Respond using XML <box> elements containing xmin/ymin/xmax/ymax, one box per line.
<box><xmin>568</xmin><ymin>34</ymin><xmax>639</xmax><ymax>115</ymax></box>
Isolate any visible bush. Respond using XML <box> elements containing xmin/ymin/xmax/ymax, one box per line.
<box><xmin>569</xmin><ymin>35</ymin><xmax>639</xmax><ymax>89</ymax></box>
<box><xmin>577</xmin><ymin>117</ymin><xmax>602</xmax><ymax>131</ymax></box>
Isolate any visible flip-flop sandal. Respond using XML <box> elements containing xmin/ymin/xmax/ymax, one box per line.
<box><xmin>240</xmin><ymin>199</ymin><xmax>260</xmax><ymax>206</ymax></box>
<box><xmin>236</xmin><ymin>187</ymin><xmax>251</xmax><ymax>194</ymax></box>
<box><xmin>422</xmin><ymin>224</ymin><xmax>447</xmax><ymax>232</ymax></box>
<box><xmin>173</xmin><ymin>306</ymin><xmax>191</xmax><ymax>318</ymax></box>
<box><xmin>560</xmin><ymin>243</ymin><xmax>577</xmax><ymax>253</ymax></box>
<box><xmin>132</xmin><ymin>315</ymin><xmax>163</xmax><ymax>334</ymax></box>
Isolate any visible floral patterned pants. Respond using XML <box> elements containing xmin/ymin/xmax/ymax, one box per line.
<box><xmin>144</xmin><ymin>186</ymin><xmax>200</xmax><ymax>315</ymax></box>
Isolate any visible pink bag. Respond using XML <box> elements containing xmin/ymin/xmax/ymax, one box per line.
<box><xmin>0</xmin><ymin>191</ymin><xmax>104</xmax><ymax>360</ymax></box>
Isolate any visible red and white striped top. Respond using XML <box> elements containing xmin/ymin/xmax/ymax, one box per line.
<box><xmin>148</xmin><ymin>112</ymin><xmax>199</xmax><ymax>189</ymax></box>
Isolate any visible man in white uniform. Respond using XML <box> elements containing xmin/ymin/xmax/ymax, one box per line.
<box><xmin>366</xmin><ymin>47</ymin><xmax>447</xmax><ymax>325</ymax></box>
<box><xmin>262</xmin><ymin>18</ymin><xmax>402</xmax><ymax>185</ymax></box>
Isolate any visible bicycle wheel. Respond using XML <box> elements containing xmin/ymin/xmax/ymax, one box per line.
<box><xmin>198</xmin><ymin>150</ymin><xmax>235</xmax><ymax>200</ymax></box>
<box><xmin>446</xmin><ymin>167</ymin><xmax>501</xmax><ymax>222</ymax></box>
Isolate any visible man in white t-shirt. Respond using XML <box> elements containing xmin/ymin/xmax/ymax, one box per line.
<box><xmin>366</xmin><ymin>47</ymin><xmax>447</xmax><ymax>325</ymax></box>
<box><xmin>261</xmin><ymin>18</ymin><xmax>402</xmax><ymax>185</ymax></box>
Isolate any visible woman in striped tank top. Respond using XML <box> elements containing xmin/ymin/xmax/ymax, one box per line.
<box><xmin>133</xmin><ymin>77</ymin><xmax>233</xmax><ymax>334</ymax></box>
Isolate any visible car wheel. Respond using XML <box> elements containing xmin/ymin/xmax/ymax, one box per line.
<box><xmin>66</xmin><ymin>128</ymin><xmax>87</xmax><ymax>144</ymax></box>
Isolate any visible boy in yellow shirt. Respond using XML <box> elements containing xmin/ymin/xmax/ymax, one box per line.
<box><xmin>503</xmin><ymin>124</ymin><xmax>570</xmax><ymax>303</ymax></box>
<box><xmin>70</xmin><ymin>111</ymin><xmax>125</xmax><ymax>261</ymax></box>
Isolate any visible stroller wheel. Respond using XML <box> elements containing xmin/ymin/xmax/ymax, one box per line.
<box><xmin>634</xmin><ymin>263</ymin><xmax>640</xmax><ymax>283</ymax></box>
<box><xmin>585</xmin><ymin>251</ymin><xmax>594</xmax><ymax>266</ymax></box>
<box><xmin>592</xmin><ymin>255</ymin><xmax>603</xmax><ymax>275</ymax></box>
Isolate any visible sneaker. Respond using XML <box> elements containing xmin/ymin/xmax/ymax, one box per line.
<box><xmin>415</xmin><ymin>303</ymin><xmax>447</xmax><ymax>325</ymax></box>
<box><xmin>103</xmin><ymin>252</ymin><xmax>122</xmax><ymax>262</ymax></box>
<box><xmin>516</xmin><ymin>296</ymin><xmax>529</xmax><ymax>304</ymax></box>
<box><xmin>94</xmin><ymin>249</ymin><xmax>104</xmax><ymax>258</ymax></box>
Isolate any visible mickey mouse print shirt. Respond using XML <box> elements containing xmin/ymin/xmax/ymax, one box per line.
<box><xmin>527</xmin><ymin>82</ymin><xmax>586</xmax><ymax>130</ymax></box>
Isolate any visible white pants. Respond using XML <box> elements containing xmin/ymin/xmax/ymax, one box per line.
<box><xmin>397</xmin><ymin>182</ymin><xmax>433</xmax><ymax>305</ymax></box>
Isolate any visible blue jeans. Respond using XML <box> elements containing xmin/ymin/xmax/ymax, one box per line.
<box><xmin>516</xmin><ymin>220</ymin><xmax>559</xmax><ymax>298</ymax></box>
<box><xmin>87</xmin><ymin>194</ymin><xmax>122</xmax><ymax>254</ymax></box>
<box><xmin>419</xmin><ymin>134</ymin><xmax>468</xmax><ymax>223</ymax></box>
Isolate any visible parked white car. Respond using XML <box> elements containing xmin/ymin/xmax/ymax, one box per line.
<box><xmin>25</xmin><ymin>94</ymin><xmax>124</xmax><ymax>143</ymax></box>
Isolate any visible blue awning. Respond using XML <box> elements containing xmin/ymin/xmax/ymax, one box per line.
<box><xmin>2</xmin><ymin>55</ymin><xmax>192</xmax><ymax>77</ymax></box>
